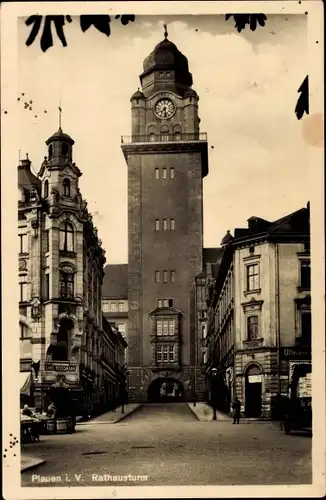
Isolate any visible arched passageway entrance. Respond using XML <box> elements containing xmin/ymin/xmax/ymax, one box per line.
<box><xmin>245</xmin><ymin>364</ymin><xmax>262</xmax><ymax>417</ymax></box>
<box><xmin>147</xmin><ymin>377</ymin><xmax>184</xmax><ymax>403</ymax></box>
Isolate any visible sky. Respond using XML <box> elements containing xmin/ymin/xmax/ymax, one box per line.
<box><xmin>17</xmin><ymin>14</ymin><xmax>309</xmax><ymax>264</ymax></box>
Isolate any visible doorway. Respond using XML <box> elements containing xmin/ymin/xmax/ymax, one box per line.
<box><xmin>245</xmin><ymin>365</ymin><xmax>262</xmax><ymax>417</ymax></box>
<box><xmin>147</xmin><ymin>377</ymin><xmax>184</xmax><ymax>403</ymax></box>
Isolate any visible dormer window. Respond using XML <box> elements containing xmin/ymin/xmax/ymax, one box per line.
<box><xmin>63</xmin><ymin>178</ymin><xmax>71</xmax><ymax>197</ymax></box>
<box><xmin>44</xmin><ymin>180</ymin><xmax>49</xmax><ymax>198</ymax></box>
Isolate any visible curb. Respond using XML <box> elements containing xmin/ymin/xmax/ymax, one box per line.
<box><xmin>187</xmin><ymin>403</ymin><xmax>201</xmax><ymax>421</ymax></box>
<box><xmin>76</xmin><ymin>404</ymin><xmax>143</xmax><ymax>425</ymax></box>
<box><xmin>21</xmin><ymin>458</ymin><xmax>46</xmax><ymax>473</ymax></box>
<box><xmin>113</xmin><ymin>404</ymin><xmax>143</xmax><ymax>423</ymax></box>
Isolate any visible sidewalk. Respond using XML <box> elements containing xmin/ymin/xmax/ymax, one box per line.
<box><xmin>187</xmin><ymin>402</ymin><xmax>232</xmax><ymax>421</ymax></box>
<box><xmin>21</xmin><ymin>454</ymin><xmax>46</xmax><ymax>472</ymax></box>
<box><xmin>77</xmin><ymin>403</ymin><xmax>142</xmax><ymax>425</ymax></box>
<box><xmin>187</xmin><ymin>403</ymin><xmax>270</xmax><ymax>423</ymax></box>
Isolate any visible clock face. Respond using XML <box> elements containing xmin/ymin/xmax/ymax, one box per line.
<box><xmin>155</xmin><ymin>99</ymin><xmax>175</xmax><ymax>119</ymax></box>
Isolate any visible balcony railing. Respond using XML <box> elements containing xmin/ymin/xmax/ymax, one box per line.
<box><xmin>121</xmin><ymin>132</ymin><xmax>207</xmax><ymax>144</ymax></box>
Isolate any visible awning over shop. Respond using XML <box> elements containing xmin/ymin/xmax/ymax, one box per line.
<box><xmin>20</xmin><ymin>372</ymin><xmax>31</xmax><ymax>396</ymax></box>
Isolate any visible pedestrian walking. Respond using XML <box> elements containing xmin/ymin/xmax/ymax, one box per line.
<box><xmin>232</xmin><ymin>397</ymin><xmax>241</xmax><ymax>424</ymax></box>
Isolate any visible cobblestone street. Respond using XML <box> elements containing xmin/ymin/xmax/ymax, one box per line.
<box><xmin>21</xmin><ymin>403</ymin><xmax>311</xmax><ymax>487</ymax></box>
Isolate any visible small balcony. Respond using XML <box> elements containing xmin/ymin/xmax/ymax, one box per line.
<box><xmin>121</xmin><ymin>132</ymin><xmax>207</xmax><ymax>144</ymax></box>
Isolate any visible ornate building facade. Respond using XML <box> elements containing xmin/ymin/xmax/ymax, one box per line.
<box><xmin>205</xmin><ymin>204</ymin><xmax>311</xmax><ymax>418</ymax></box>
<box><xmin>19</xmin><ymin>128</ymin><xmax>127</xmax><ymax>416</ymax></box>
<box><xmin>117</xmin><ymin>30</ymin><xmax>210</xmax><ymax>402</ymax></box>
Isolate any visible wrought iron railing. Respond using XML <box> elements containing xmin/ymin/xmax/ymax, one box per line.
<box><xmin>121</xmin><ymin>132</ymin><xmax>207</xmax><ymax>144</ymax></box>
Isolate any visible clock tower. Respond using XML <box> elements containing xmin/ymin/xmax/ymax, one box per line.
<box><xmin>121</xmin><ymin>27</ymin><xmax>208</xmax><ymax>402</ymax></box>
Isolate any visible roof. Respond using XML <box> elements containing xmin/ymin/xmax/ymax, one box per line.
<box><xmin>18</xmin><ymin>158</ymin><xmax>41</xmax><ymax>193</ymax></box>
<box><xmin>46</xmin><ymin>127</ymin><xmax>75</xmax><ymax>145</ymax></box>
<box><xmin>102</xmin><ymin>264</ymin><xmax>128</xmax><ymax>299</ymax></box>
<box><xmin>203</xmin><ymin>247</ymin><xmax>223</xmax><ymax>266</ymax></box>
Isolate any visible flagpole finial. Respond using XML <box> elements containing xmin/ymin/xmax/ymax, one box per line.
<box><xmin>58</xmin><ymin>101</ymin><xmax>62</xmax><ymax>131</ymax></box>
<box><xmin>163</xmin><ymin>23</ymin><xmax>168</xmax><ymax>38</ymax></box>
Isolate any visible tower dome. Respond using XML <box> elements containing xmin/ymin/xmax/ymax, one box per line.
<box><xmin>45</xmin><ymin>127</ymin><xmax>74</xmax><ymax>164</ymax></box>
<box><xmin>140</xmin><ymin>26</ymin><xmax>193</xmax><ymax>95</ymax></box>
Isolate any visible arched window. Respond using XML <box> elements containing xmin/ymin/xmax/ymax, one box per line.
<box><xmin>63</xmin><ymin>178</ymin><xmax>71</xmax><ymax>197</ymax></box>
<box><xmin>48</xmin><ymin>144</ymin><xmax>53</xmax><ymax>158</ymax></box>
<box><xmin>59</xmin><ymin>270</ymin><xmax>75</xmax><ymax>299</ymax></box>
<box><xmin>44</xmin><ymin>180</ymin><xmax>49</xmax><ymax>198</ymax></box>
<box><xmin>59</xmin><ymin>222</ymin><xmax>74</xmax><ymax>252</ymax></box>
<box><xmin>61</xmin><ymin>143</ymin><xmax>69</xmax><ymax>157</ymax></box>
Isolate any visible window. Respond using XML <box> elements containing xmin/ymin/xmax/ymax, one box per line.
<box><xmin>162</xmin><ymin>168</ymin><xmax>167</xmax><ymax>179</ymax></box>
<box><xmin>157</xmin><ymin>321</ymin><xmax>163</xmax><ymax>336</ymax></box>
<box><xmin>156</xmin><ymin>346</ymin><xmax>163</xmax><ymax>362</ymax></box>
<box><xmin>102</xmin><ymin>301</ymin><xmax>110</xmax><ymax>313</ymax></box>
<box><xmin>158</xmin><ymin>299</ymin><xmax>163</xmax><ymax>308</ymax></box>
<box><xmin>155</xmin><ymin>271</ymin><xmax>160</xmax><ymax>283</ymax></box>
<box><xmin>48</xmin><ymin>144</ymin><xmax>53</xmax><ymax>158</ymax></box>
<box><xmin>19</xmin><ymin>234</ymin><xmax>28</xmax><ymax>254</ymax></box>
<box><xmin>300</xmin><ymin>260</ymin><xmax>311</xmax><ymax>290</ymax></box>
<box><xmin>45</xmin><ymin>273</ymin><xmax>50</xmax><ymax>300</ymax></box>
<box><xmin>168</xmin><ymin>320</ymin><xmax>175</xmax><ymax>336</ymax></box>
<box><xmin>171</xmin><ymin>271</ymin><xmax>175</xmax><ymax>283</ymax></box>
<box><xmin>169</xmin><ymin>345</ymin><xmax>175</xmax><ymax>361</ymax></box>
<box><xmin>19</xmin><ymin>281</ymin><xmax>28</xmax><ymax>302</ymax></box>
<box><xmin>247</xmin><ymin>315</ymin><xmax>259</xmax><ymax>340</ymax></box>
<box><xmin>299</xmin><ymin>310</ymin><xmax>312</xmax><ymax>345</ymax></box>
<box><xmin>59</xmin><ymin>222</ymin><xmax>74</xmax><ymax>252</ymax></box>
<box><xmin>117</xmin><ymin>323</ymin><xmax>126</xmax><ymax>337</ymax></box>
<box><xmin>45</xmin><ymin>230</ymin><xmax>49</xmax><ymax>253</ymax></box>
<box><xmin>170</xmin><ymin>168</ymin><xmax>175</xmax><ymax>179</ymax></box>
<box><xmin>163</xmin><ymin>345</ymin><xmax>169</xmax><ymax>361</ymax></box>
<box><xmin>61</xmin><ymin>143</ymin><xmax>69</xmax><ymax>156</ymax></box>
<box><xmin>155</xmin><ymin>168</ymin><xmax>159</xmax><ymax>179</ymax></box>
<box><xmin>59</xmin><ymin>271</ymin><xmax>74</xmax><ymax>299</ymax></box>
<box><xmin>118</xmin><ymin>302</ymin><xmax>124</xmax><ymax>312</ymax></box>
<box><xmin>155</xmin><ymin>219</ymin><xmax>160</xmax><ymax>231</ymax></box>
<box><xmin>163</xmin><ymin>299</ymin><xmax>169</xmax><ymax>307</ymax></box>
<box><xmin>163</xmin><ymin>320</ymin><xmax>169</xmax><ymax>336</ymax></box>
<box><xmin>44</xmin><ymin>180</ymin><xmax>49</xmax><ymax>198</ymax></box>
<box><xmin>163</xmin><ymin>271</ymin><xmax>168</xmax><ymax>283</ymax></box>
<box><xmin>246</xmin><ymin>264</ymin><xmax>259</xmax><ymax>291</ymax></box>
<box><xmin>63</xmin><ymin>178</ymin><xmax>71</xmax><ymax>197</ymax></box>
<box><xmin>170</xmin><ymin>219</ymin><xmax>175</xmax><ymax>230</ymax></box>
<box><xmin>110</xmin><ymin>302</ymin><xmax>117</xmax><ymax>312</ymax></box>
<box><xmin>163</xmin><ymin>219</ymin><xmax>168</xmax><ymax>231</ymax></box>
<box><xmin>20</xmin><ymin>323</ymin><xmax>30</xmax><ymax>339</ymax></box>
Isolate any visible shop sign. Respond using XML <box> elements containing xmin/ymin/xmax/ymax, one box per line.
<box><xmin>45</xmin><ymin>362</ymin><xmax>77</xmax><ymax>372</ymax></box>
<box><xmin>280</xmin><ymin>346</ymin><xmax>311</xmax><ymax>360</ymax></box>
<box><xmin>248</xmin><ymin>375</ymin><xmax>262</xmax><ymax>383</ymax></box>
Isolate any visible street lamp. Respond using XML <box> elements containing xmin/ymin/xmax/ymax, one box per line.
<box><xmin>211</xmin><ymin>367</ymin><xmax>218</xmax><ymax>420</ymax></box>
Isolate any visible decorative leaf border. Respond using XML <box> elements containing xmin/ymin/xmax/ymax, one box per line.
<box><xmin>25</xmin><ymin>15</ymin><xmax>135</xmax><ymax>52</ymax></box>
<box><xmin>5</xmin><ymin>13</ymin><xmax>306</xmax><ymax>120</ymax></box>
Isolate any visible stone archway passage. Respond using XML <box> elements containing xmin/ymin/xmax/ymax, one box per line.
<box><xmin>245</xmin><ymin>364</ymin><xmax>262</xmax><ymax>417</ymax></box>
<box><xmin>147</xmin><ymin>377</ymin><xmax>184</xmax><ymax>403</ymax></box>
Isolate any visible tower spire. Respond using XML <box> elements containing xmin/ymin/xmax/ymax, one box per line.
<box><xmin>163</xmin><ymin>23</ymin><xmax>168</xmax><ymax>39</ymax></box>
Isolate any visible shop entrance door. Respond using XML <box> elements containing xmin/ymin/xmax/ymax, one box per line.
<box><xmin>245</xmin><ymin>365</ymin><xmax>262</xmax><ymax>417</ymax></box>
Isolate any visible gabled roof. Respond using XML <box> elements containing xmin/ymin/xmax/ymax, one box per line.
<box><xmin>102</xmin><ymin>264</ymin><xmax>128</xmax><ymax>299</ymax></box>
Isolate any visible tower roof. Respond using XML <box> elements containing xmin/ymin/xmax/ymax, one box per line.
<box><xmin>140</xmin><ymin>28</ymin><xmax>193</xmax><ymax>94</ymax></box>
<box><xmin>46</xmin><ymin>127</ymin><xmax>75</xmax><ymax>145</ymax></box>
